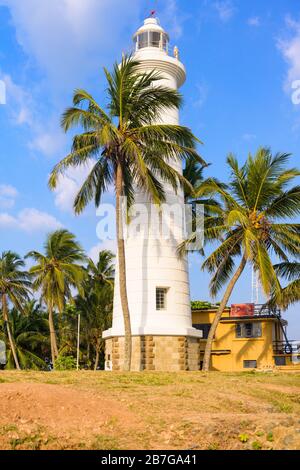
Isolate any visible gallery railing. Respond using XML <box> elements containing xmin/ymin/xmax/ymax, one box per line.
<box><xmin>273</xmin><ymin>340</ymin><xmax>300</xmax><ymax>355</ymax></box>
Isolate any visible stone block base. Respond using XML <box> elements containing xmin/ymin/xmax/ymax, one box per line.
<box><xmin>105</xmin><ymin>335</ymin><xmax>201</xmax><ymax>371</ymax></box>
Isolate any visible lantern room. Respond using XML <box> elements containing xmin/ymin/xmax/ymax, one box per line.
<box><xmin>133</xmin><ymin>17</ymin><xmax>169</xmax><ymax>53</ymax></box>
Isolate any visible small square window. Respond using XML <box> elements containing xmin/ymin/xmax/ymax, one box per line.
<box><xmin>275</xmin><ymin>356</ymin><xmax>286</xmax><ymax>366</ymax></box>
<box><xmin>156</xmin><ymin>288</ymin><xmax>168</xmax><ymax>310</ymax></box>
<box><xmin>243</xmin><ymin>360</ymin><xmax>257</xmax><ymax>369</ymax></box>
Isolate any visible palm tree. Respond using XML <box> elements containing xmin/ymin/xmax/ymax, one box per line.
<box><xmin>0</xmin><ymin>307</ymin><xmax>49</xmax><ymax>370</ymax></box>
<box><xmin>270</xmin><ymin>262</ymin><xmax>300</xmax><ymax>309</ymax></box>
<box><xmin>183</xmin><ymin>157</ymin><xmax>207</xmax><ymax>201</ymax></box>
<box><xmin>48</xmin><ymin>55</ymin><xmax>204</xmax><ymax>370</ymax></box>
<box><xmin>193</xmin><ymin>148</ymin><xmax>300</xmax><ymax>371</ymax></box>
<box><xmin>0</xmin><ymin>252</ymin><xmax>31</xmax><ymax>370</ymax></box>
<box><xmin>27</xmin><ymin>230</ymin><xmax>86</xmax><ymax>366</ymax></box>
<box><xmin>76</xmin><ymin>285</ymin><xmax>113</xmax><ymax>371</ymax></box>
<box><xmin>87</xmin><ymin>250</ymin><xmax>115</xmax><ymax>288</ymax></box>
<box><xmin>59</xmin><ymin>251</ymin><xmax>115</xmax><ymax>370</ymax></box>
<box><xmin>85</xmin><ymin>250</ymin><xmax>114</xmax><ymax>370</ymax></box>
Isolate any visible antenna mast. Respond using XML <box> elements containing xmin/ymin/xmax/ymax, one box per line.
<box><xmin>251</xmin><ymin>267</ymin><xmax>260</xmax><ymax>304</ymax></box>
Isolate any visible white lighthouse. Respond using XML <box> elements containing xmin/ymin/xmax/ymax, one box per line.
<box><xmin>104</xmin><ymin>16</ymin><xmax>202</xmax><ymax>371</ymax></box>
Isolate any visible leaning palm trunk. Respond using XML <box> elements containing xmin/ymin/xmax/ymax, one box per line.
<box><xmin>2</xmin><ymin>293</ymin><xmax>21</xmax><ymax>370</ymax></box>
<box><xmin>202</xmin><ymin>254</ymin><xmax>247</xmax><ymax>371</ymax></box>
<box><xmin>116</xmin><ymin>163</ymin><xmax>132</xmax><ymax>371</ymax></box>
<box><xmin>94</xmin><ymin>337</ymin><xmax>102</xmax><ymax>371</ymax></box>
<box><xmin>48</xmin><ymin>303</ymin><xmax>58</xmax><ymax>366</ymax></box>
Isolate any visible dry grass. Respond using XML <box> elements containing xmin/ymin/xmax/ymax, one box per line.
<box><xmin>0</xmin><ymin>370</ymin><xmax>300</xmax><ymax>450</ymax></box>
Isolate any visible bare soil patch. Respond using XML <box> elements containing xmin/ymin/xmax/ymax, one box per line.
<box><xmin>0</xmin><ymin>371</ymin><xmax>299</xmax><ymax>450</ymax></box>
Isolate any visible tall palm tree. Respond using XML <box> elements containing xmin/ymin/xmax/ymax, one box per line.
<box><xmin>192</xmin><ymin>148</ymin><xmax>300</xmax><ymax>371</ymax></box>
<box><xmin>27</xmin><ymin>230</ymin><xmax>86</xmax><ymax>366</ymax></box>
<box><xmin>0</xmin><ymin>252</ymin><xmax>31</xmax><ymax>370</ymax></box>
<box><xmin>48</xmin><ymin>55</ymin><xmax>204</xmax><ymax>370</ymax></box>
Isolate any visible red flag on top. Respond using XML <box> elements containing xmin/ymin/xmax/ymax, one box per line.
<box><xmin>150</xmin><ymin>10</ymin><xmax>156</xmax><ymax>17</ymax></box>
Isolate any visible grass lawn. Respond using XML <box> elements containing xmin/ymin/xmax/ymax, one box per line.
<box><xmin>0</xmin><ymin>370</ymin><xmax>300</xmax><ymax>450</ymax></box>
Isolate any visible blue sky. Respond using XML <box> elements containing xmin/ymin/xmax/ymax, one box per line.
<box><xmin>0</xmin><ymin>1</ymin><xmax>299</xmax><ymax>335</ymax></box>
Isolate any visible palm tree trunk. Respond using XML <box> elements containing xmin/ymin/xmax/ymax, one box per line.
<box><xmin>2</xmin><ymin>293</ymin><xmax>21</xmax><ymax>370</ymax></box>
<box><xmin>48</xmin><ymin>304</ymin><xmax>58</xmax><ymax>367</ymax></box>
<box><xmin>94</xmin><ymin>338</ymin><xmax>100</xmax><ymax>371</ymax></box>
<box><xmin>116</xmin><ymin>163</ymin><xmax>132</xmax><ymax>371</ymax></box>
<box><xmin>202</xmin><ymin>253</ymin><xmax>247</xmax><ymax>372</ymax></box>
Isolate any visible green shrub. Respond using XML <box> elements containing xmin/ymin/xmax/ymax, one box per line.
<box><xmin>252</xmin><ymin>441</ymin><xmax>262</xmax><ymax>450</ymax></box>
<box><xmin>191</xmin><ymin>300</ymin><xmax>229</xmax><ymax>310</ymax></box>
<box><xmin>55</xmin><ymin>355</ymin><xmax>77</xmax><ymax>371</ymax></box>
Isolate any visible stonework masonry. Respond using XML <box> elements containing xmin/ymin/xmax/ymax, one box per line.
<box><xmin>105</xmin><ymin>336</ymin><xmax>201</xmax><ymax>371</ymax></box>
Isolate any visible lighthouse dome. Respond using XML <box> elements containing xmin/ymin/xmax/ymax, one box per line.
<box><xmin>133</xmin><ymin>17</ymin><xmax>169</xmax><ymax>52</ymax></box>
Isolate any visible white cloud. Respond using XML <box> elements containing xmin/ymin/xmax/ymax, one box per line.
<box><xmin>0</xmin><ymin>1</ymin><xmax>186</xmax><ymax>160</ymax></box>
<box><xmin>0</xmin><ymin>1</ymin><xmax>187</xmax><ymax>89</ymax></box>
<box><xmin>278</xmin><ymin>15</ymin><xmax>300</xmax><ymax>91</ymax></box>
<box><xmin>53</xmin><ymin>160</ymin><xmax>98</xmax><ymax>213</ymax></box>
<box><xmin>0</xmin><ymin>0</ymin><xmax>143</xmax><ymax>91</ymax></box>
<box><xmin>193</xmin><ymin>82</ymin><xmax>209</xmax><ymax>108</ymax></box>
<box><xmin>242</xmin><ymin>133</ymin><xmax>257</xmax><ymax>141</ymax></box>
<box><xmin>159</xmin><ymin>0</ymin><xmax>188</xmax><ymax>40</ymax></box>
<box><xmin>1</xmin><ymin>74</ymin><xmax>33</xmax><ymax>126</ymax></box>
<box><xmin>1</xmin><ymin>72</ymin><xmax>66</xmax><ymax>157</ymax></box>
<box><xmin>29</xmin><ymin>127</ymin><xmax>66</xmax><ymax>157</ymax></box>
<box><xmin>248</xmin><ymin>17</ymin><xmax>260</xmax><ymax>27</ymax></box>
<box><xmin>213</xmin><ymin>1</ymin><xmax>235</xmax><ymax>23</ymax></box>
<box><xmin>1</xmin><ymin>0</ymin><xmax>195</xmax><ymax>163</ymax></box>
<box><xmin>0</xmin><ymin>184</ymin><xmax>18</xmax><ymax>209</ymax></box>
<box><xmin>0</xmin><ymin>208</ymin><xmax>63</xmax><ymax>232</ymax></box>
<box><xmin>0</xmin><ymin>213</ymin><xmax>16</xmax><ymax>227</ymax></box>
<box><xmin>88</xmin><ymin>240</ymin><xmax>117</xmax><ymax>261</ymax></box>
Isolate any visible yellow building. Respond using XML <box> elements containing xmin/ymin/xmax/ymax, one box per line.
<box><xmin>192</xmin><ymin>303</ymin><xmax>300</xmax><ymax>371</ymax></box>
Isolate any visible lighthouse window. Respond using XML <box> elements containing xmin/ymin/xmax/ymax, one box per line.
<box><xmin>162</xmin><ymin>33</ymin><xmax>168</xmax><ymax>51</ymax></box>
<box><xmin>138</xmin><ymin>32</ymin><xmax>149</xmax><ymax>49</ymax></box>
<box><xmin>149</xmin><ymin>31</ymin><xmax>161</xmax><ymax>47</ymax></box>
<box><xmin>156</xmin><ymin>288</ymin><xmax>168</xmax><ymax>310</ymax></box>
<box><xmin>136</xmin><ymin>32</ymin><xmax>169</xmax><ymax>51</ymax></box>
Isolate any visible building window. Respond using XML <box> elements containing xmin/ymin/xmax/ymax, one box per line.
<box><xmin>156</xmin><ymin>288</ymin><xmax>168</xmax><ymax>310</ymax></box>
<box><xmin>243</xmin><ymin>360</ymin><xmax>257</xmax><ymax>369</ymax></box>
<box><xmin>193</xmin><ymin>324</ymin><xmax>211</xmax><ymax>339</ymax></box>
<box><xmin>236</xmin><ymin>322</ymin><xmax>262</xmax><ymax>338</ymax></box>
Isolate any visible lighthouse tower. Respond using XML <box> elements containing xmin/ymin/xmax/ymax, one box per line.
<box><xmin>103</xmin><ymin>16</ymin><xmax>202</xmax><ymax>371</ymax></box>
